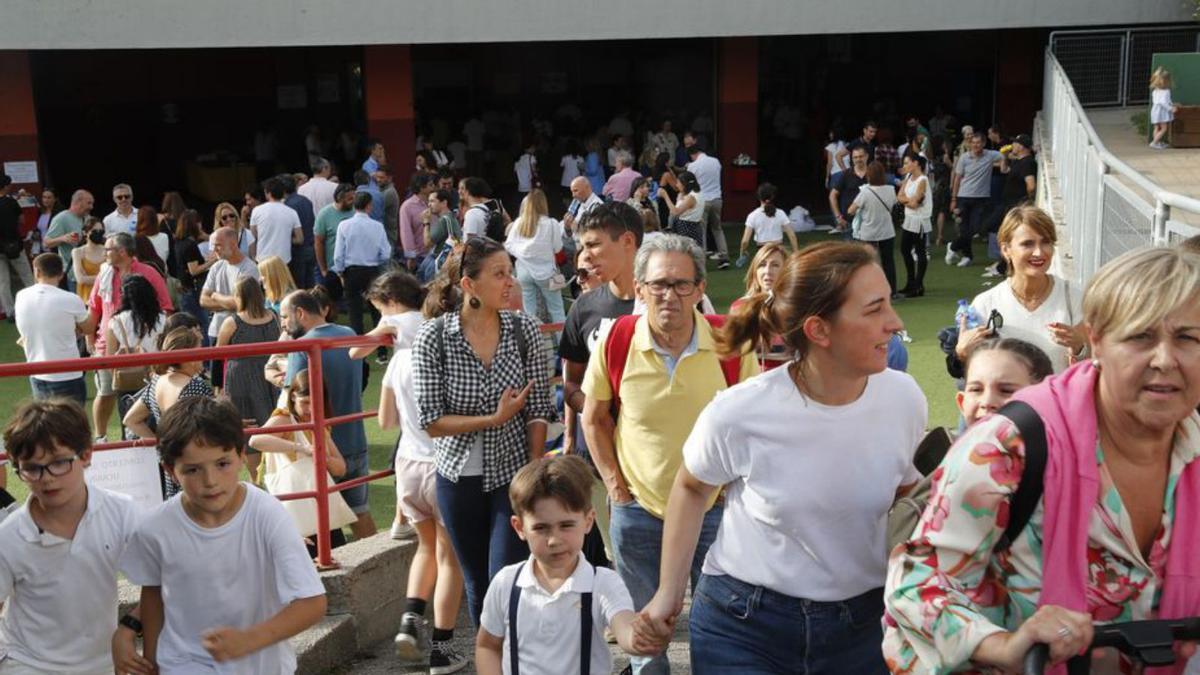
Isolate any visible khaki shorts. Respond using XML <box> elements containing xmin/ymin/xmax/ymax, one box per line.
<box><xmin>395</xmin><ymin>456</ymin><xmax>439</xmax><ymax>525</ymax></box>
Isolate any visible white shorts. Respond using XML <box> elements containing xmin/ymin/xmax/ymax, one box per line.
<box><xmin>0</xmin><ymin>655</ymin><xmax>109</xmax><ymax>675</ymax></box>
<box><xmin>395</xmin><ymin>456</ymin><xmax>439</xmax><ymax>525</ymax></box>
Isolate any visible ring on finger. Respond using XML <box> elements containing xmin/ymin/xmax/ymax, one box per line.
<box><xmin>1057</xmin><ymin>625</ymin><xmax>1073</xmax><ymax>639</ymax></box>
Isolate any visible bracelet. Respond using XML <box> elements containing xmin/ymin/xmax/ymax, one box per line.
<box><xmin>119</xmin><ymin>614</ymin><xmax>143</xmax><ymax>637</ymax></box>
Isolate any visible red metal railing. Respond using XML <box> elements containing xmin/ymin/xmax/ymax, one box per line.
<box><xmin>0</xmin><ymin>321</ymin><xmax>565</xmax><ymax>567</ymax></box>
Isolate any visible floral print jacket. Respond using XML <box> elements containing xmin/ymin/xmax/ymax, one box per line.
<box><xmin>883</xmin><ymin>414</ymin><xmax>1199</xmax><ymax>674</ymax></box>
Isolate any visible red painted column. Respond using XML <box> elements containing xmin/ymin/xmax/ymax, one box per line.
<box><xmin>363</xmin><ymin>45</ymin><xmax>416</xmax><ymax>181</ymax></box>
<box><xmin>0</xmin><ymin>51</ymin><xmax>41</xmax><ymax>190</ymax></box>
<box><xmin>717</xmin><ymin>37</ymin><xmax>759</xmax><ymax>218</ymax></box>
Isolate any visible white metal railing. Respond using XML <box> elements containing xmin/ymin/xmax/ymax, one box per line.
<box><xmin>1038</xmin><ymin>48</ymin><xmax>1200</xmax><ymax>288</ymax></box>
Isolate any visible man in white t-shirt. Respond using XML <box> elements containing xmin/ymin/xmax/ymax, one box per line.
<box><xmin>684</xmin><ymin>140</ymin><xmax>730</xmax><ymax>268</ymax></box>
<box><xmin>249</xmin><ymin>177</ymin><xmax>302</xmax><ymax>263</ymax></box>
<box><xmin>15</xmin><ymin>253</ymin><xmax>95</xmax><ymax>405</ymax></box>
<box><xmin>297</xmin><ymin>157</ymin><xmax>338</xmax><ymax>214</ymax></box>
<box><xmin>102</xmin><ymin>183</ymin><xmax>137</xmax><ymax>236</ymax></box>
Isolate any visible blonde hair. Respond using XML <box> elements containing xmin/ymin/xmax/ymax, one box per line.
<box><xmin>1150</xmin><ymin>67</ymin><xmax>1172</xmax><ymax>91</ymax></box>
<box><xmin>998</xmin><ymin>205</ymin><xmax>1057</xmax><ymax>276</ymax></box>
<box><xmin>515</xmin><ymin>189</ymin><xmax>549</xmax><ymax>239</ymax></box>
<box><xmin>743</xmin><ymin>242</ymin><xmax>788</xmax><ymax>295</ymax></box>
<box><xmin>257</xmin><ymin>256</ymin><xmax>296</xmax><ymax>304</ymax></box>
<box><xmin>1084</xmin><ymin>246</ymin><xmax>1200</xmax><ymax>340</ymax></box>
<box><xmin>212</xmin><ymin>201</ymin><xmax>240</xmax><ymax>233</ymax></box>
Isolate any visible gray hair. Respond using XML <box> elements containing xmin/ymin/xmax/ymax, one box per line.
<box><xmin>616</xmin><ymin>151</ymin><xmax>634</xmax><ymax>168</ymax></box>
<box><xmin>109</xmin><ymin>232</ymin><xmax>136</xmax><ymax>255</ymax></box>
<box><xmin>311</xmin><ymin>157</ymin><xmax>330</xmax><ymax>174</ymax></box>
<box><xmin>634</xmin><ymin>233</ymin><xmax>706</xmax><ymax>284</ymax></box>
<box><xmin>111</xmin><ymin>183</ymin><xmax>132</xmax><ymax>196</ymax></box>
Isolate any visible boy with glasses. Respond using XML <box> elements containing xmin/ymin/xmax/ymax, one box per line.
<box><xmin>0</xmin><ymin>399</ymin><xmax>147</xmax><ymax>675</ymax></box>
<box><xmin>103</xmin><ymin>184</ymin><xmax>137</xmax><ymax>237</ymax></box>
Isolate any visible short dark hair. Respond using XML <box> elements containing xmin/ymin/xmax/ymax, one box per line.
<box><xmin>686</xmin><ymin>145</ymin><xmax>703</xmax><ymax>157</ymax></box>
<box><xmin>908</xmin><ymin>154</ymin><xmax>927</xmax><ymax>172</ymax></box>
<box><xmin>578</xmin><ymin>201</ymin><xmax>645</xmax><ymax>248</ymax></box>
<box><xmin>461</xmin><ymin>176</ymin><xmax>491</xmax><ymax>199</ymax></box>
<box><xmin>334</xmin><ymin>183</ymin><xmax>357</xmax><ymax>201</ymax></box>
<box><xmin>263</xmin><ymin>177</ymin><xmax>285</xmax><ymax>200</ymax></box>
<box><xmin>409</xmin><ymin>173</ymin><xmax>435</xmax><ymax>194</ymax></box>
<box><xmin>352</xmin><ymin>170</ymin><xmax>370</xmax><ymax>187</ymax></box>
<box><xmin>158</xmin><ymin>397</ymin><xmax>245</xmax><ymax>467</ymax></box>
<box><xmin>3</xmin><ymin>399</ymin><xmax>92</xmax><ymax>466</ymax></box>
<box><xmin>431</xmin><ymin>189</ymin><xmax>451</xmax><ymax>205</ymax></box>
<box><xmin>376</xmin><ymin>164</ymin><xmax>394</xmax><ymax>177</ymax></box>
<box><xmin>33</xmin><ymin>252</ymin><xmax>64</xmax><ymax>278</ymax></box>
<box><xmin>353</xmin><ymin>190</ymin><xmax>373</xmax><ymax>211</ymax></box>
<box><xmin>366</xmin><ymin>269</ymin><xmax>426</xmax><ymax>309</ymax></box>
<box><xmin>286</xmin><ymin>288</ymin><xmax>323</xmax><ymax>317</ymax></box>
<box><xmin>864</xmin><ymin>119</ymin><xmax>879</xmax><ymax>130</ymax></box>
<box><xmin>509</xmin><ymin>455</ymin><xmax>594</xmax><ymax>517</ymax></box>
<box><xmin>245</xmin><ymin>184</ymin><xmax>265</xmax><ymax>203</ymax></box>
<box><xmin>0</xmin><ymin>174</ymin><xmax>11</xmax><ymax>189</ymax></box>
<box><xmin>275</xmin><ymin>173</ymin><xmax>297</xmax><ymax>194</ymax></box>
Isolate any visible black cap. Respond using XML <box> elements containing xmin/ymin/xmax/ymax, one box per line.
<box><xmin>1012</xmin><ymin>134</ymin><xmax>1033</xmax><ymax>149</ymax></box>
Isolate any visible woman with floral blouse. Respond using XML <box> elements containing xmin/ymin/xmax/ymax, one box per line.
<box><xmin>884</xmin><ymin>247</ymin><xmax>1200</xmax><ymax>673</ymax></box>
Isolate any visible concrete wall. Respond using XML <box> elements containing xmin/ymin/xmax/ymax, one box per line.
<box><xmin>2</xmin><ymin>0</ymin><xmax>1193</xmax><ymax>50</ymax></box>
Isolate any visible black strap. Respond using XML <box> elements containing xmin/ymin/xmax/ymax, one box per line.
<box><xmin>508</xmin><ymin>562</ymin><xmax>595</xmax><ymax>675</ymax></box>
<box><xmin>994</xmin><ymin>400</ymin><xmax>1048</xmax><ymax>553</ymax></box>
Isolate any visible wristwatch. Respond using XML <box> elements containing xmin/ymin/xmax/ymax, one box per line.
<box><xmin>119</xmin><ymin>614</ymin><xmax>144</xmax><ymax>637</ymax></box>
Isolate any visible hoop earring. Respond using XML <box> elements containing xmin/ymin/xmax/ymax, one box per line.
<box><xmin>468</xmin><ymin>296</ymin><xmax>481</xmax><ymax>309</ymax></box>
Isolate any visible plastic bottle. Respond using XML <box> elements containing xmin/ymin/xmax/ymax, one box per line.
<box><xmin>955</xmin><ymin>299</ymin><xmax>982</xmax><ymax>329</ymax></box>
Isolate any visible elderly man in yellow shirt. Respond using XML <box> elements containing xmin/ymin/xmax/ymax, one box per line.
<box><xmin>582</xmin><ymin>233</ymin><xmax>758</xmax><ymax>675</ymax></box>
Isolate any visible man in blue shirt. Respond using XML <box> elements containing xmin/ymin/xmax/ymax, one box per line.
<box><xmin>280</xmin><ymin>289</ymin><xmax>375</xmax><ymax>538</ymax></box>
<box><xmin>279</xmin><ymin>174</ymin><xmax>316</xmax><ymax>290</ymax></box>
<box><xmin>332</xmin><ymin>192</ymin><xmax>391</xmax><ymax>342</ymax></box>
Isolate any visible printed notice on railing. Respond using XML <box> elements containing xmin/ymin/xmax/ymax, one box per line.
<box><xmin>86</xmin><ymin>447</ymin><xmax>164</xmax><ymax>510</ymax></box>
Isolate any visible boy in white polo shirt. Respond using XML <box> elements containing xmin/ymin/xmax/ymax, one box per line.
<box><xmin>119</xmin><ymin>397</ymin><xmax>326</xmax><ymax>675</ymax></box>
<box><xmin>475</xmin><ymin>456</ymin><xmax>665</xmax><ymax>675</ymax></box>
<box><xmin>0</xmin><ymin>399</ymin><xmax>148</xmax><ymax>675</ymax></box>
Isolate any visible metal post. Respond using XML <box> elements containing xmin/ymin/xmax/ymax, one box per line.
<box><xmin>1118</xmin><ymin>31</ymin><xmax>1130</xmax><ymax>107</ymax></box>
<box><xmin>307</xmin><ymin>343</ymin><xmax>336</xmax><ymax>569</ymax></box>
<box><xmin>1153</xmin><ymin>199</ymin><xmax>1169</xmax><ymax>245</ymax></box>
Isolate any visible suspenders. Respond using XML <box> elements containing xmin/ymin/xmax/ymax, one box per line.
<box><xmin>508</xmin><ymin>562</ymin><xmax>594</xmax><ymax>675</ymax></box>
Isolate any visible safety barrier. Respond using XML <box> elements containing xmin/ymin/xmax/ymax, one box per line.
<box><xmin>0</xmin><ymin>320</ymin><xmax>564</xmax><ymax>567</ymax></box>
<box><xmin>1049</xmin><ymin>26</ymin><xmax>1200</xmax><ymax>107</ymax></box>
<box><xmin>1039</xmin><ymin>48</ymin><xmax>1200</xmax><ymax>288</ymax></box>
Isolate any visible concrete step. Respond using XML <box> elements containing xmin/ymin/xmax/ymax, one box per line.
<box><xmin>296</xmin><ymin>614</ymin><xmax>357</xmax><ymax>675</ymax></box>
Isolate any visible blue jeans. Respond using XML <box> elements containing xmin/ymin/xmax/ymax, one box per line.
<box><xmin>609</xmin><ymin>499</ymin><xmax>723</xmax><ymax>675</ymax></box>
<box><xmin>436</xmin><ymin>473</ymin><xmax>529</xmax><ymax>627</ymax></box>
<box><xmin>178</xmin><ymin>288</ymin><xmax>209</xmax><ymax>332</ymax></box>
<box><xmin>338</xmin><ymin>452</ymin><xmax>370</xmax><ymax>514</ymax></box>
<box><xmin>690</xmin><ymin>574</ymin><xmax>887</xmax><ymax>675</ymax></box>
<box><xmin>514</xmin><ymin>262</ymin><xmax>565</xmax><ymax>326</ymax></box>
<box><xmin>29</xmin><ymin>376</ymin><xmax>87</xmax><ymax>406</ymax></box>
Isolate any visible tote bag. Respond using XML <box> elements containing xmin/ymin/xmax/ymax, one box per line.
<box><xmin>262</xmin><ymin>426</ymin><xmax>358</xmax><ymax>537</ymax></box>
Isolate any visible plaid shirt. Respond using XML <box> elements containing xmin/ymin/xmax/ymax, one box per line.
<box><xmin>413</xmin><ymin>310</ymin><xmax>558</xmax><ymax>491</ymax></box>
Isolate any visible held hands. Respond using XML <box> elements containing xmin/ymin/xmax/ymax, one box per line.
<box><xmin>633</xmin><ymin>592</ymin><xmax>683</xmax><ymax>656</ymax></box>
<box><xmin>201</xmin><ymin>626</ymin><xmax>257</xmax><ymax>663</ymax></box>
<box><xmin>491</xmin><ymin>383</ymin><xmax>533</xmax><ymax>427</ymax></box>
<box><xmin>112</xmin><ymin>626</ymin><xmax>156</xmax><ymax>674</ymax></box>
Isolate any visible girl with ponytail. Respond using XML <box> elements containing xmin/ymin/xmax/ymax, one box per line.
<box><xmin>737</xmin><ymin>182</ymin><xmax>798</xmax><ymax>267</ymax></box>
<box><xmin>645</xmin><ymin>241</ymin><xmax>929</xmax><ymax>674</ymax></box>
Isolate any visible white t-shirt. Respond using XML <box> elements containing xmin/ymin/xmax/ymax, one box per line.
<box><xmin>463</xmin><ymin>204</ymin><xmax>491</xmax><ymax>238</ymax></box>
<box><xmin>560</xmin><ymin>155</ymin><xmax>583</xmax><ymax>187</ymax></box>
<box><xmin>685</xmin><ymin>366</ymin><xmax>926</xmax><ymax>601</ymax></box>
<box><xmin>504</xmin><ymin>216</ymin><xmax>563</xmax><ymax>280</ymax></box>
<box><xmin>971</xmin><ymin>275</ymin><xmax>1082</xmax><ymax>373</ymax></box>
<box><xmin>119</xmin><ymin>484</ymin><xmax>325</xmax><ymax>675</ymax></box>
<box><xmin>0</xmin><ymin>486</ymin><xmax>141</xmax><ymax>673</ymax></box>
<box><xmin>481</xmin><ymin>554</ymin><xmax>634</xmax><ymax>675</ymax></box>
<box><xmin>15</xmin><ymin>283</ymin><xmax>90</xmax><ymax>382</ymax></box>
<box><xmin>744</xmin><ymin>207</ymin><xmax>791</xmax><ymax>244</ymax></box>
<box><xmin>381</xmin><ymin>312</ymin><xmax>434</xmax><ymax>462</ymax></box>
<box><xmin>297</xmin><ymin>176</ymin><xmax>338</xmax><ymax>215</ymax></box>
<box><xmin>826</xmin><ymin>141</ymin><xmax>849</xmax><ymax>176</ymax></box>
<box><xmin>103</xmin><ymin>209</ymin><xmax>137</xmax><ymax>236</ymax></box>
<box><xmin>249</xmin><ymin>201</ymin><xmax>301</xmax><ymax>264</ymax></box>
<box><xmin>147</xmin><ymin>231</ymin><xmax>170</xmax><ymax>264</ymax></box>
<box><xmin>514</xmin><ymin>154</ymin><xmax>537</xmax><ymax>193</ymax></box>
<box><xmin>110</xmin><ymin>311</ymin><xmax>166</xmax><ymax>354</ymax></box>
<box><xmin>851</xmin><ymin>185</ymin><xmax>897</xmax><ymax>243</ymax></box>
<box><xmin>686</xmin><ymin>153</ymin><xmax>722</xmax><ymax>201</ymax></box>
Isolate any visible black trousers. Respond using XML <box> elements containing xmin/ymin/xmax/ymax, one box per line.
<box><xmin>900</xmin><ymin>229</ymin><xmax>928</xmax><ymax>290</ymax></box>
<box><xmin>951</xmin><ymin>196</ymin><xmax>990</xmax><ymax>260</ymax></box>
<box><xmin>869</xmin><ymin>237</ymin><xmax>897</xmax><ymax>294</ymax></box>
<box><xmin>342</xmin><ymin>265</ymin><xmax>381</xmax><ymax>337</ymax></box>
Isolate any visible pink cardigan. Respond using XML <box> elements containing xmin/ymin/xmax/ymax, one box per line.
<box><xmin>1014</xmin><ymin>361</ymin><xmax>1200</xmax><ymax>674</ymax></box>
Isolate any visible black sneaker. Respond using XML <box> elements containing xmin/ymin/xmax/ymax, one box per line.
<box><xmin>429</xmin><ymin>640</ymin><xmax>469</xmax><ymax>674</ymax></box>
<box><xmin>716</xmin><ymin>259</ymin><xmax>731</xmax><ymax>270</ymax></box>
<box><xmin>394</xmin><ymin>612</ymin><xmax>423</xmax><ymax>661</ymax></box>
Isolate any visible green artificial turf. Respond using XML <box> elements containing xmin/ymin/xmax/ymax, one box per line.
<box><xmin>0</xmin><ymin>227</ymin><xmax>993</xmax><ymax>533</ymax></box>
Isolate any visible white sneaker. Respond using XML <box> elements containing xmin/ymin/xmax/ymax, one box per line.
<box><xmin>957</xmin><ymin>257</ymin><xmax>973</xmax><ymax>268</ymax></box>
<box><xmin>981</xmin><ymin>269</ymin><xmax>1002</xmax><ymax>278</ymax></box>
<box><xmin>390</xmin><ymin>521</ymin><xmax>416</xmax><ymax>541</ymax></box>
<box><xmin>945</xmin><ymin>248</ymin><xmax>959</xmax><ymax>265</ymax></box>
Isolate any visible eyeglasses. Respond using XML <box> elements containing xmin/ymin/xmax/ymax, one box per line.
<box><xmin>644</xmin><ymin>278</ymin><xmax>698</xmax><ymax>297</ymax></box>
<box><xmin>17</xmin><ymin>456</ymin><xmax>79</xmax><ymax>482</ymax></box>
<box><xmin>114</xmin><ymin>194</ymin><xmax>131</xmax><ymax>201</ymax></box>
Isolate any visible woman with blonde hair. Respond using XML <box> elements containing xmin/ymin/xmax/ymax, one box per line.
<box><xmin>1150</xmin><ymin>67</ymin><xmax>1179</xmax><ymax>149</ymax></box>
<box><xmin>258</xmin><ymin>255</ymin><xmax>297</xmax><ymax>315</ymax></box>
<box><xmin>503</xmin><ymin>188</ymin><xmax>565</xmax><ymax>325</ymax></box>
<box><xmin>730</xmin><ymin>242</ymin><xmax>790</xmax><ymax>370</ymax></box>
<box><xmin>885</xmin><ymin>246</ymin><xmax>1200</xmax><ymax>672</ymax></box>
<box><xmin>212</xmin><ymin>201</ymin><xmax>255</xmax><ymax>258</ymax></box>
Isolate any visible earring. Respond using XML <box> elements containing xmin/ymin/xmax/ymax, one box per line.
<box><xmin>1091</xmin><ymin>358</ymin><xmax>1101</xmax><ymax>370</ymax></box>
<box><xmin>468</xmin><ymin>296</ymin><xmax>481</xmax><ymax>309</ymax></box>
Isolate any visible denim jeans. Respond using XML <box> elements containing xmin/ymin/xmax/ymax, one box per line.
<box><xmin>689</xmin><ymin>574</ymin><xmax>888</xmax><ymax>675</ymax></box>
<box><xmin>950</xmin><ymin>196</ymin><xmax>990</xmax><ymax>260</ymax></box>
<box><xmin>514</xmin><ymin>262</ymin><xmax>565</xmax><ymax>326</ymax></box>
<box><xmin>609</xmin><ymin>498</ymin><xmax>723</xmax><ymax>675</ymax></box>
<box><xmin>178</xmin><ymin>288</ymin><xmax>209</xmax><ymax>333</ymax></box>
<box><xmin>29</xmin><ymin>376</ymin><xmax>87</xmax><ymax>406</ymax></box>
<box><xmin>436</xmin><ymin>473</ymin><xmax>529</xmax><ymax>627</ymax></box>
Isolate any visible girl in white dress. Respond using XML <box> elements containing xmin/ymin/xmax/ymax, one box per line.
<box><xmin>1150</xmin><ymin>67</ymin><xmax>1179</xmax><ymax>149</ymax></box>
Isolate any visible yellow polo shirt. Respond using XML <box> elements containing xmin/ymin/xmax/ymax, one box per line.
<box><xmin>582</xmin><ymin>311</ymin><xmax>760</xmax><ymax>519</ymax></box>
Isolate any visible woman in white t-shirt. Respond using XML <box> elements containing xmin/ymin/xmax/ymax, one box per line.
<box><xmin>955</xmin><ymin>205</ymin><xmax>1085</xmax><ymax>374</ymax></box>
<box><xmin>504</xmin><ymin>189</ymin><xmax>565</xmax><ymax>326</ymax></box>
<box><xmin>641</xmin><ymin>242</ymin><xmax>926</xmax><ymax>674</ymax></box>
<box><xmin>104</xmin><ymin>274</ymin><xmax>168</xmax><ymax>369</ymax></box>
<box><xmin>738</xmin><ymin>183</ymin><xmax>798</xmax><ymax>265</ymax></box>
<box><xmin>658</xmin><ymin>170</ymin><xmax>705</xmax><ymax>249</ymax></box>
<box><xmin>824</xmin><ymin>128</ymin><xmax>849</xmax><ymax>189</ymax></box>
<box><xmin>896</xmin><ymin>154</ymin><xmax>932</xmax><ymax>297</ymax></box>
<box><xmin>513</xmin><ymin>143</ymin><xmax>538</xmax><ymax>195</ymax></box>
<box><xmin>847</xmin><ymin>161</ymin><xmax>899</xmax><ymax>295</ymax></box>
<box><xmin>559</xmin><ymin>140</ymin><xmax>584</xmax><ymax>190</ymax></box>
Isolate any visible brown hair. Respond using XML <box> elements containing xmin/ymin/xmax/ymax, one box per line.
<box><xmin>717</xmin><ymin>241</ymin><xmax>879</xmax><ymax>365</ymax></box>
<box><xmin>155</xmin><ymin>325</ymin><xmax>203</xmax><ymax>374</ymax></box>
<box><xmin>234</xmin><ymin>275</ymin><xmax>270</xmax><ymax>319</ymax></box>
<box><xmin>287</xmin><ymin>369</ymin><xmax>333</xmax><ymax>422</ymax></box>
<box><xmin>3</xmin><ymin>399</ymin><xmax>92</xmax><ymax>465</ymax></box>
<box><xmin>866</xmin><ymin>161</ymin><xmax>887</xmax><ymax>186</ymax></box>
<box><xmin>135</xmin><ymin>205</ymin><xmax>159</xmax><ymax>238</ymax></box>
<box><xmin>997</xmin><ymin>205</ymin><xmax>1057</xmax><ymax>276</ymax></box>
<box><xmin>424</xmin><ymin>236</ymin><xmax>507</xmax><ymax>318</ymax></box>
<box><xmin>509</xmin><ymin>455</ymin><xmax>594</xmax><ymax>517</ymax></box>
<box><xmin>963</xmin><ymin>337</ymin><xmax>1054</xmax><ymax>384</ymax></box>
<box><xmin>742</xmin><ymin>242</ymin><xmax>788</xmax><ymax>296</ymax></box>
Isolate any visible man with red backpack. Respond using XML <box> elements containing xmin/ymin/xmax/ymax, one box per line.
<box><xmin>581</xmin><ymin>233</ymin><xmax>758</xmax><ymax>675</ymax></box>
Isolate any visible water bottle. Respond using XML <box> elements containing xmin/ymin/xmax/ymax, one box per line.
<box><xmin>955</xmin><ymin>299</ymin><xmax>982</xmax><ymax>329</ymax></box>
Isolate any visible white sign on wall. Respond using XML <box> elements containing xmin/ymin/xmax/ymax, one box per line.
<box><xmin>3</xmin><ymin>161</ymin><xmax>38</xmax><ymax>184</ymax></box>
<box><xmin>86</xmin><ymin>447</ymin><xmax>164</xmax><ymax>510</ymax></box>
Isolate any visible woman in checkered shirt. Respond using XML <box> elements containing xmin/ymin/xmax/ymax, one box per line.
<box><xmin>412</xmin><ymin>236</ymin><xmax>559</xmax><ymax>626</ymax></box>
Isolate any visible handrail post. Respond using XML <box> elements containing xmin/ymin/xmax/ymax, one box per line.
<box><xmin>1153</xmin><ymin>199</ymin><xmax>1169</xmax><ymax>246</ymax></box>
<box><xmin>307</xmin><ymin>343</ymin><xmax>337</xmax><ymax>570</ymax></box>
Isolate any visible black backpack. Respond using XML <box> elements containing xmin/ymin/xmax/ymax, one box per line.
<box><xmin>474</xmin><ymin>202</ymin><xmax>507</xmax><ymax>243</ymax></box>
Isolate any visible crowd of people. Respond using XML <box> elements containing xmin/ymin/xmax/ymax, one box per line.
<box><xmin>1</xmin><ymin>107</ymin><xmax>1200</xmax><ymax>675</ymax></box>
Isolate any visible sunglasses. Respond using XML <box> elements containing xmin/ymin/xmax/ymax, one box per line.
<box><xmin>115</xmin><ymin>194</ymin><xmax>131</xmax><ymax>200</ymax></box>
<box><xmin>221</xmin><ymin>213</ymin><xmax>237</xmax><ymax>221</ymax></box>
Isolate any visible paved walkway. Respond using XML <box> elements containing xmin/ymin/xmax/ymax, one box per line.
<box><xmin>1088</xmin><ymin>107</ymin><xmax>1200</xmax><ymax>225</ymax></box>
